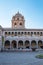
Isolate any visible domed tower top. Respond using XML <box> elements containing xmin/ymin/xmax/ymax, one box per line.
<box><xmin>14</xmin><ymin>11</ymin><xmax>22</xmax><ymax>17</ymax></box>
<box><xmin>11</xmin><ymin>12</ymin><xmax>25</xmax><ymax>29</ymax></box>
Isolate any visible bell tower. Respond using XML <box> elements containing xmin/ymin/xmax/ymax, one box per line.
<box><xmin>11</xmin><ymin>12</ymin><xmax>25</xmax><ymax>29</ymax></box>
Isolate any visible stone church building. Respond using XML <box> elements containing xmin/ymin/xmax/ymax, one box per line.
<box><xmin>0</xmin><ymin>12</ymin><xmax>43</xmax><ymax>51</ymax></box>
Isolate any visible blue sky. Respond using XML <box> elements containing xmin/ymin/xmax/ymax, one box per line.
<box><xmin>0</xmin><ymin>0</ymin><xmax>43</xmax><ymax>29</ymax></box>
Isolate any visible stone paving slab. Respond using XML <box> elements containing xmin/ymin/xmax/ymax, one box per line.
<box><xmin>0</xmin><ymin>52</ymin><xmax>43</xmax><ymax>65</ymax></box>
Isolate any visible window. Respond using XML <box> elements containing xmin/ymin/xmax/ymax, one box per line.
<box><xmin>17</xmin><ymin>18</ymin><xmax>19</xmax><ymax>20</ymax></box>
<box><xmin>18</xmin><ymin>32</ymin><xmax>20</xmax><ymax>35</ymax></box>
<box><xmin>12</xmin><ymin>32</ymin><xmax>14</xmax><ymax>34</ymax></box>
<box><xmin>21</xmin><ymin>32</ymin><xmax>23</xmax><ymax>35</ymax></box>
<box><xmin>20</xmin><ymin>23</ymin><xmax>22</xmax><ymax>25</ymax></box>
<box><xmin>40</xmin><ymin>32</ymin><xmax>42</xmax><ymax>36</ymax></box>
<box><xmin>5</xmin><ymin>32</ymin><xmax>7</xmax><ymax>35</ymax></box>
<box><xmin>15</xmin><ymin>32</ymin><xmax>17</xmax><ymax>36</ymax></box>
<box><xmin>8</xmin><ymin>32</ymin><xmax>10</xmax><ymax>35</ymax></box>
<box><xmin>28</xmin><ymin>32</ymin><xmax>30</xmax><ymax>35</ymax></box>
<box><xmin>34</xmin><ymin>32</ymin><xmax>36</xmax><ymax>35</ymax></box>
<box><xmin>31</xmin><ymin>32</ymin><xmax>33</xmax><ymax>34</ymax></box>
<box><xmin>37</xmin><ymin>32</ymin><xmax>39</xmax><ymax>35</ymax></box>
<box><xmin>14</xmin><ymin>23</ymin><xmax>17</xmax><ymax>25</ymax></box>
<box><xmin>24</xmin><ymin>32</ymin><xmax>27</xmax><ymax>35</ymax></box>
<box><xmin>31</xmin><ymin>32</ymin><xmax>33</xmax><ymax>36</ymax></box>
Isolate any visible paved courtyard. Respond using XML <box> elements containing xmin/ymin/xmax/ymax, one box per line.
<box><xmin>0</xmin><ymin>51</ymin><xmax>43</xmax><ymax>65</ymax></box>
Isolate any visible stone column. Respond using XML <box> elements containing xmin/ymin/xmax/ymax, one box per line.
<box><xmin>17</xmin><ymin>41</ymin><xmax>18</xmax><ymax>49</ymax></box>
<box><xmin>23</xmin><ymin>41</ymin><xmax>25</xmax><ymax>49</ymax></box>
<box><xmin>37</xmin><ymin>41</ymin><xmax>38</xmax><ymax>49</ymax></box>
<box><xmin>30</xmin><ymin>41</ymin><xmax>31</xmax><ymax>49</ymax></box>
<box><xmin>3</xmin><ymin>42</ymin><xmax>4</xmax><ymax>50</ymax></box>
<box><xmin>2</xmin><ymin>36</ymin><xmax>5</xmax><ymax>50</ymax></box>
<box><xmin>10</xmin><ymin>41</ymin><xmax>11</xmax><ymax>49</ymax></box>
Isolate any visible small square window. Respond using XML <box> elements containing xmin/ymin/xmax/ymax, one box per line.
<box><xmin>17</xmin><ymin>18</ymin><xmax>19</xmax><ymax>20</ymax></box>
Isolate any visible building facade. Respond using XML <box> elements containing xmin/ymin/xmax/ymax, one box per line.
<box><xmin>0</xmin><ymin>12</ymin><xmax>43</xmax><ymax>51</ymax></box>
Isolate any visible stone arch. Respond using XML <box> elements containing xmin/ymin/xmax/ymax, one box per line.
<box><xmin>18</xmin><ymin>40</ymin><xmax>23</xmax><ymax>49</ymax></box>
<box><xmin>38</xmin><ymin>40</ymin><xmax>43</xmax><ymax>49</ymax></box>
<box><xmin>31</xmin><ymin>40</ymin><xmax>37</xmax><ymax>48</ymax></box>
<box><xmin>25</xmin><ymin>40</ymin><xmax>30</xmax><ymax>49</ymax></box>
<box><xmin>4</xmin><ymin>40</ymin><xmax>10</xmax><ymax>49</ymax></box>
<box><xmin>11</xmin><ymin>40</ymin><xmax>17</xmax><ymax>48</ymax></box>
